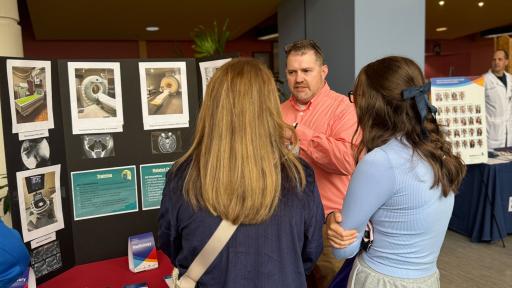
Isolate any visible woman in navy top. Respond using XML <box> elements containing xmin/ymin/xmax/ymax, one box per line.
<box><xmin>158</xmin><ymin>58</ymin><xmax>324</xmax><ymax>288</ymax></box>
<box><xmin>328</xmin><ymin>56</ymin><xmax>466</xmax><ymax>287</ymax></box>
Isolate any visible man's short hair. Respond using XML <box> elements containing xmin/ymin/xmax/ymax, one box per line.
<box><xmin>495</xmin><ymin>49</ymin><xmax>509</xmax><ymax>60</ymax></box>
<box><xmin>285</xmin><ymin>39</ymin><xmax>325</xmax><ymax>65</ymax></box>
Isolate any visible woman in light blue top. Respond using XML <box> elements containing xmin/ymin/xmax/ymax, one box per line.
<box><xmin>328</xmin><ymin>56</ymin><xmax>466</xmax><ymax>287</ymax></box>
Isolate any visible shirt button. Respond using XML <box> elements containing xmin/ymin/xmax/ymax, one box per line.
<box><xmin>299</xmin><ymin>112</ymin><xmax>304</xmax><ymax>115</ymax></box>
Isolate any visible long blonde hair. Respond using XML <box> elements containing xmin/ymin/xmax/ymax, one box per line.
<box><xmin>176</xmin><ymin>58</ymin><xmax>305</xmax><ymax>224</ymax></box>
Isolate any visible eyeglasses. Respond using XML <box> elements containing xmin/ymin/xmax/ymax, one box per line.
<box><xmin>347</xmin><ymin>90</ymin><xmax>354</xmax><ymax>103</ymax></box>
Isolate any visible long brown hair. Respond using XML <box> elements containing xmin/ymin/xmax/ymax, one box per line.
<box><xmin>353</xmin><ymin>56</ymin><xmax>465</xmax><ymax>196</ymax></box>
<box><xmin>175</xmin><ymin>58</ymin><xmax>305</xmax><ymax>224</ymax></box>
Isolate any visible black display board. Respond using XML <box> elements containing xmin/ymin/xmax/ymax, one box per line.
<box><xmin>0</xmin><ymin>57</ymin><xmax>75</xmax><ymax>283</ymax></box>
<box><xmin>0</xmin><ymin>57</ymin><xmax>199</xmax><ymax>283</ymax></box>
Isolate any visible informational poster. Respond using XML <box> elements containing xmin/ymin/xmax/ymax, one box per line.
<box><xmin>431</xmin><ymin>76</ymin><xmax>488</xmax><ymax>164</ymax></box>
<box><xmin>140</xmin><ymin>162</ymin><xmax>172</xmax><ymax>210</ymax></box>
<box><xmin>6</xmin><ymin>59</ymin><xmax>54</xmax><ymax>140</ymax></box>
<box><xmin>71</xmin><ymin>166</ymin><xmax>138</xmax><ymax>220</ymax></box>
<box><xmin>199</xmin><ymin>58</ymin><xmax>231</xmax><ymax>98</ymax></box>
<box><xmin>138</xmin><ymin>62</ymin><xmax>190</xmax><ymax>130</ymax></box>
<box><xmin>67</xmin><ymin>62</ymin><xmax>124</xmax><ymax>134</ymax></box>
<box><xmin>16</xmin><ymin>165</ymin><xmax>64</xmax><ymax>242</ymax></box>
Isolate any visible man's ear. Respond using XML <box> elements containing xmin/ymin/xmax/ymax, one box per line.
<box><xmin>322</xmin><ymin>64</ymin><xmax>328</xmax><ymax>80</ymax></box>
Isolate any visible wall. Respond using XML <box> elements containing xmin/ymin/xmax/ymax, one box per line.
<box><xmin>355</xmin><ymin>0</ymin><xmax>425</xmax><ymax>74</ymax></box>
<box><xmin>279</xmin><ymin>0</ymin><xmax>425</xmax><ymax>94</ymax></box>
<box><xmin>19</xmin><ymin>1</ymin><xmax>273</xmax><ymax>60</ymax></box>
<box><xmin>425</xmin><ymin>34</ymin><xmax>494</xmax><ymax>78</ymax></box>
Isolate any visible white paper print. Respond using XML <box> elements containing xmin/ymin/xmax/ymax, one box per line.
<box><xmin>16</xmin><ymin>165</ymin><xmax>64</xmax><ymax>242</ymax></box>
<box><xmin>139</xmin><ymin>62</ymin><xmax>190</xmax><ymax>130</ymax></box>
<box><xmin>7</xmin><ymin>59</ymin><xmax>54</xmax><ymax>135</ymax></box>
<box><xmin>68</xmin><ymin>62</ymin><xmax>124</xmax><ymax>134</ymax></box>
<box><xmin>199</xmin><ymin>58</ymin><xmax>232</xmax><ymax>98</ymax></box>
<box><xmin>431</xmin><ymin>77</ymin><xmax>487</xmax><ymax>165</ymax></box>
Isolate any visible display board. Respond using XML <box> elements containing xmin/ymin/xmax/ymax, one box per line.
<box><xmin>0</xmin><ymin>58</ymin><xmax>75</xmax><ymax>283</ymax></box>
<box><xmin>0</xmin><ymin>57</ymin><xmax>201</xmax><ymax>284</ymax></box>
<box><xmin>431</xmin><ymin>76</ymin><xmax>488</xmax><ymax>164</ymax></box>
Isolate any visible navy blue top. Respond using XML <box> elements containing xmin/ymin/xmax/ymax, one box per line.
<box><xmin>158</xmin><ymin>159</ymin><xmax>324</xmax><ymax>288</ymax></box>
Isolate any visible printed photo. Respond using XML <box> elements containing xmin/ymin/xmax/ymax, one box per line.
<box><xmin>16</xmin><ymin>165</ymin><xmax>64</xmax><ymax>242</ymax></box>
<box><xmin>144</xmin><ymin>67</ymin><xmax>183</xmax><ymax>116</ymax></box>
<box><xmin>31</xmin><ymin>240</ymin><xmax>62</xmax><ymax>278</ymax></box>
<box><xmin>199</xmin><ymin>58</ymin><xmax>232</xmax><ymax>98</ymax></box>
<box><xmin>151</xmin><ymin>130</ymin><xmax>183</xmax><ymax>154</ymax></box>
<box><xmin>81</xmin><ymin>134</ymin><xmax>115</xmax><ymax>159</ymax></box>
<box><xmin>443</xmin><ymin>92</ymin><xmax>450</xmax><ymax>101</ymax></box>
<box><xmin>21</xmin><ymin>137</ymin><xmax>51</xmax><ymax>170</ymax></box>
<box><xmin>7</xmin><ymin>59</ymin><xmax>54</xmax><ymax>134</ymax></box>
<box><xmin>139</xmin><ymin>62</ymin><xmax>190</xmax><ymax>130</ymax></box>
<box><xmin>74</xmin><ymin>68</ymin><xmax>117</xmax><ymax>118</ymax></box>
<box><xmin>68</xmin><ymin>62</ymin><xmax>124</xmax><ymax>134</ymax></box>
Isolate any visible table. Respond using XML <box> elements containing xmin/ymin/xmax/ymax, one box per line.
<box><xmin>39</xmin><ymin>250</ymin><xmax>173</xmax><ymax>288</ymax></box>
<box><xmin>449</xmin><ymin>161</ymin><xmax>512</xmax><ymax>243</ymax></box>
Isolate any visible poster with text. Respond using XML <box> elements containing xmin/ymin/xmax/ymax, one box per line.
<box><xmin>71</xmin><ymin>166</ymin><xmax>138</xmax><ymax>220</ymax></box>
<box><xmin>140</xmin><ymin>162</ymin><xmax>172</xmax><ymax>210</ymax></box>
<box><xmin>7</xmin><ymin>59</ymin><xmax>54</xmax><ymax>139</ymax></box>
<box><xmin>199</xmin><ymin>58</ymin><xmax>231</xmax><ymax>98</ymax></box>
<box><xmin>139</xmin><ymin>62</ymin><xmax>190</xmax><ymax>130</ymax></box>
<box><xmin>431</xmin><ymin>76</ymin><xmax>487</xmax><ymax>164</ymax></box>
<box><xmin>68</xmin><ymin>62</ymin><xmax>124</xmax><ymax>134</ymax></box>
<box><xmin>16</xmin><ymin>165</ymin><xmax>64</xmax><ymax>242</ymax></box>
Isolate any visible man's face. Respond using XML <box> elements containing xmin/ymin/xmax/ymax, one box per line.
<box><xmin>286</xmin><ymin>50</ymin><xmax>328</xmax><ymax>105</ymax></box>
<box><xmin>491</xmin><ymin>50</ymin><xmax>508</xmax><ymax>75</ymax></box>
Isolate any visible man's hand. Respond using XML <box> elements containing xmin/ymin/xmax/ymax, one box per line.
<box><xmin>326</xmin><ymin>211</ymin><xmax>358</xmax><ymax>249</ymax></box>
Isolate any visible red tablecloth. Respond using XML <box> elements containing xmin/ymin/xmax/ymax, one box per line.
<box><xmin>39</xmin><ymin>251</ymin><xmax>173</xmax><ymax>288</ymax></box>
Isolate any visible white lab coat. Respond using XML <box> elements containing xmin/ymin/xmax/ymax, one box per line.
<box><xmin>484</xmin><ymin>71</ymin><xmax>512</xmax><ymax>149</ymax></box>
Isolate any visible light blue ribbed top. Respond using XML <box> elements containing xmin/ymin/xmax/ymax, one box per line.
<box><xmin>333</xmin><ymin>138</ymin><xmax>454</xmax><ymax>278</ymax></box>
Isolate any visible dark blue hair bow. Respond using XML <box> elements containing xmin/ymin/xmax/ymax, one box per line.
<box><xmin>401</xmin><ymin>82</ymin><xmax>437</xmax><ymax>138</ymax></box>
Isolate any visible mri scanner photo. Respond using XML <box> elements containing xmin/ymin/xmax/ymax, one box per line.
<box><xmin>145</xmin><ymin>68</ymin><xmax>184</xmax><ymax>115</ymax></box>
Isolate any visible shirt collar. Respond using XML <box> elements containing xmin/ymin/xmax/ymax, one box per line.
<box><xmin>289</xmin><ymin>82</ymin><xmax>330</xmax><ymax>111</ymax></box>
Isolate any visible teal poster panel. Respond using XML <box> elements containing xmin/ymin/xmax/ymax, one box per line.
<box><xmin>71</xmin><ymin>166</ymin><xmax>138</xmax><ymax>220</ymax></box>
<box><xmin>140</xmin><ymin>162</ymin><xmax>172</xmax><ymax>210</ymax></box>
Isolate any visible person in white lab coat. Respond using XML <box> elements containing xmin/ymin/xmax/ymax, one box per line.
<box><xmin>484</xmin><ymin>49</ymin><xmax>512</xmax><ymax>149</ymax></box>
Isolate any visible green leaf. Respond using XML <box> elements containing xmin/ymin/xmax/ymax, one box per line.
<box><xmin>191</xmin><ymin>19</ymin><xmax>230</xmax><ymax>58</ymax></box>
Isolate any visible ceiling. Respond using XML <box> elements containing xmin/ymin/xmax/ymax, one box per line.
<box><xmin>426</xmin><ymin>0</ymin><xmax>512</xmax><ymax>39</ymax></box>
<box><xmin>25</xmin><ymin>0</ymin><xmax>512</xmax><ymax>41</ymax></box>
<box><xmin>25</xmin><ymin>0</ymin><xmax>279</xmax><ymax>41</ymax></box>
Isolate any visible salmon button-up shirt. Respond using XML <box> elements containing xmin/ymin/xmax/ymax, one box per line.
<box><xmin>281</xmin><ymin>83</ymin><xmax>359</xmax><ymax>215</ymax></box>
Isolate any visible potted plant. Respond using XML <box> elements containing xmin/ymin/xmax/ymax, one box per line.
<box><xmin>191</xmin><ymin>19</ymin><xmax>230</xmax><ymax>58</ymax></box>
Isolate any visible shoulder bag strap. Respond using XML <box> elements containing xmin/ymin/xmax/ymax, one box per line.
<box><xmin>179</xmin><ymin>219</ymin><xmax>238</xmax><ymax>288</ymax></box>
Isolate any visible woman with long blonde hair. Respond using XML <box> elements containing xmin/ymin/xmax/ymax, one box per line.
<box><xmin>159</xmin><ymin>58</ymin><xmax>324</xmax><ymax>287</ymax></box>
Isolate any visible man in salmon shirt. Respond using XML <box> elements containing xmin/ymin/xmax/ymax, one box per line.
<box><xmin>281</xmin><ymin>39</ymin><xmax>359</xmax><ymax>288</ymax></box>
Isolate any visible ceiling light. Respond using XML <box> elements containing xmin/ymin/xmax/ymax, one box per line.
<box><xmin>436</xmin><ymin>27</ymin><xmax>448</xmax><ymax>32</ymax></box>
<box><xmin>257</xmin><ymin>33</ymin><xmax>279</xmax><ymax>40</ymax></box>
<box><xmin>145</xmin><ymin>26</ymin><xmax>159</xmax><ymax>32</ymax></box>
<box><xmin>478</xmin><ymin>2</ymin><xmax>484</xmax><ymax>7</ymax></box>
<box><xmin>438</xmin><ymin>1</ymin><xmax>445</xmax><ymax>6</ymax></box>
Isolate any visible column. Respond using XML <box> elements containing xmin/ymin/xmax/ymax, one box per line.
<box><xmin>278</xmin><ymin>0</ymin><xmax>425</xmax><ymax>94</ymax></box>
